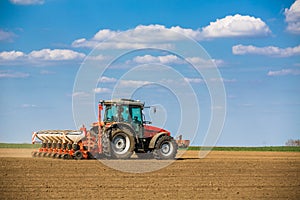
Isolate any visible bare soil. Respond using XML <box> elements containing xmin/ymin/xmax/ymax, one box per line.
<box><xmin>0</xmin><ymin>149</ymin><xmax>299</xmax><ymax>199</ymax></box>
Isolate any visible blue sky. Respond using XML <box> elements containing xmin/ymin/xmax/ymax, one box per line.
<box><xmin>0</xmin><ymin>0</ymin><xmax>299</xmax><ymax>146</ymax></box>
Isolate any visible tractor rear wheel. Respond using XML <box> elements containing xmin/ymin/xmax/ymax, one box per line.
<box><xmin>153</xmin><ymin>135</ymin><xmax>177</xmax><ymax>160</ymax></box>
<box><xmin>102</xmin><ymin>133</ymin><xmax>111</xmax><ymax>157</ymax></box>
<box><xmin>110</xmin><ymin>128</ymin><xmax>135</xmax><ymax>159</ymax></box>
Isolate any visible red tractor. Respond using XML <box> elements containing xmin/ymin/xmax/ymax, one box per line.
<box><xmin>32</xmin><ymin>99</ymin><xmax>178</xmax><ymax>160</ymax></box>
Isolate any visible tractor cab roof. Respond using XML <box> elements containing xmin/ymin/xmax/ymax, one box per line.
<box><xmin>100</xmin><ymin>99</ymin><xmax>145</xmax><ymax>108</ymax></box>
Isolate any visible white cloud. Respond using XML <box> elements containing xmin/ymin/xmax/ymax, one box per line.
<box><xmin>98</xmin><ymin>76</ymin><xmax>117</xmax><ymax>83</ymax></box>
<box><xmin>184</xmin><ymin>77</ymin><xmax>204</xmax><ymax>83</ymax></box>
<box><xmin>72</xmin><ymin>29</ymin><xmax>120</xmax><ymax>48</ymax></box>
<box><xmin>93</xmin><ymin>87</ymin><xmax>111</xmax><ymax>93</ymax></box>
<box><xmin>133</xmin><ymin>54</ymin><xmax>182</xmax><ymax>64</ymax></box>
<box><xmin>200</xmin><ymin>14</ymin><xmax>271</xmax><ymax>38</ymax></box>
<box><xmin>72</xmin><ymin>91</ymin><xmax>90</xmax><ymax>97</ymax></box>
<box><xmin>73</xmin><ymin>39</ymin><xmax>172</xmax><ymax>49</ymax></box>
<box><xmin>186</xmin><ymin>57</ymin><xmax>204</xmax><ymax>64</ymax></box>
<box><xmin>72</xmin><ymin>25</ymin><xmax>175</xmax><ymax>49</ymax></box>
<box><xmin>211</xmin><ymin>59</ymin><xmax>224</xmax><ymax>66</ymax></box>
<box><xmin>72</xmin><ymin>17</ymin><xmax>271</xmax><ymax>49</ymax></box>
<box><xmin>183</xmin><ymin>77</ymin><xmax>236</xmax><ymax>84</ymax></box>
<box><xmin>125</xmin><ymin>24</ymin><xmax>184</xmax><ymax>42</ymax></box>
<box><xmin>232</xmin><ymin>44</ymin><xmax>300</xmax><ymax>57</ymax></box>
<box><xmin>0</xmin><ymin>49</ymin><xmax>86</xmax><ymax>65</ymax></box>
<box><xmin>21</xmin><ymin>104</ymin><xmax>38</xmax><ymax>108</ymax></box>
<box><xmin>0</xmin><ymin>70</ymin><xmax>29</xmax><ymax>78</ymax></box>
<box><xmin>119</xmin><ymin>80</ymin><xmax>152</xmax><ymax>87</ymax></box>
<box><xmin>0</xmin><ymin>51</ymin><xmax>25</xmax><ymax>60</ymax></box>
<box><xmin>209</xmin><ymin>78</ymin><xmax>236</xmax><ymax>83</ymax></box>
<box><xmin>85</xmin><ymin>54</ymin><xmax>110</xmax><ymax>61</ymax></box>
<box><xmin>267</xmin><ymin>69</ymin><xmax>300</xmax><ymax>76</ymax></box>
<box><xmin>0</xmin><ymin>30</ymin><xmax>16</xmax><ymax>42</ymax></box>
<box><xmin>211</xmin><ymin>106</ymin><xmax>224</xmax><ymax>110</ymax></box>
<box><xmin>170</xmin><ymin>26</ymin><xmax>202</xmax><ymax>39</ymax></box>
<box><xmin>186</xmin><ymin>57</ymin><xmax>224</xmax><ymax>68</ymax></box>
<box><xmin>29</xmin><ymin>49</ymin><xmax>85</xmax><ymax>61</ymax></box>
<box><xmin>132</xmin><ymin>54</ymin><xmax>224</xmax><ymax>68</ymax></box>
<box><xmin>93</xmin><ymin>29</ymin><xmax>119</xmax><ymax>41</ymax></box>
<box><xmin>72</xmin><ymin>38</ymin><xmax>101</xmax><ymax>48</ymax></box>
<box><xmin>10</xmin><ymin>0</ymin><xmax>44</xmax><ymax>5</ymax></box>
<box><xmin>284</xmin><ymin>0</ymin><xmax>300</xmax><ymax>34</ymax></box>
<box><xmin>40</xmin><ymin>70</ymin><xmax>55</xmax><ymax>75</ymax></box>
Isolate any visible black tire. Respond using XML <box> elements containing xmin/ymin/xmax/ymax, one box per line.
<box><xmin>62</xmin><ymin>153</ymin><xmax>71</xmax><ymax>160</ymax></box>
<box><xmin>87</xmin><ymin>152</ymin><xmax>95</xmax><ymax>159</ymax></box>
<box><xmin>102</xmin><ymin>133</ymin><xmax>111</xmax><ymax>158</ymax></box>
<box><xmin>110</xmin><ymin>128</ymin><xmax>135</xmax><ymax>159</ymax></box>
<box><xmin>153</xmin><ymin>135</ymin><xmax>178</xmax><ymax>160</ymax></box>
<box><xmin>74</xmin><ymin>150</ymin><xmax>83</xmax><ymax>160</ymax></box>
<box><xmin>57</xmin><ymin>154</ymin><xmax>62</xmax><ymax>159</ymax></box>
<box><xmin>73</xmin><ymin>144</ymin><xmax>79</xmax><ymax>151</ymax></box>
<box><xmin>52</xmin><ymin>153</ymin><xmax>57</xmax><ymax>159</ymax></box>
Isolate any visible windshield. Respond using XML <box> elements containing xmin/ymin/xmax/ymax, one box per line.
<box><xmin>104</xmin><ymin>105</ymin><xmax>130</xmax><ymax>122</ymax></box>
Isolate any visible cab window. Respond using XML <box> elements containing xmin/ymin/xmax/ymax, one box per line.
<box><xmin>104</xmin><ymin>105</ymin><xmax>117</xmax><ymax>121</ymax></box>
<box><xmin>130</xmin><ymin>106</ymin><xmax>142</xmax><ymax>123</ymax></box>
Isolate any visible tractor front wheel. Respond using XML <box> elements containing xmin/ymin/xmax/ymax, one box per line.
<box><xmin>153</xmin><ymin>135</ymin><xmax>177</xmax><ymax>160</ymax></box>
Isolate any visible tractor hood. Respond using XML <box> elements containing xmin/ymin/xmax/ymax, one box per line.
<box><xmin>143</xmin><ymin>125</ymin><xmax>170</xmax><ymax>138</ymax></box>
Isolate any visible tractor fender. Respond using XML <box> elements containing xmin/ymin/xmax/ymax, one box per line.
<box><xmin>148</xmin><ymin>132</ymin><xmax>169</xmax><ymax>149</ymax></box>
<box><xmin>106</xmin><ymin>122</ymin><xmax>136</xmax><ymax>137</ymax></box>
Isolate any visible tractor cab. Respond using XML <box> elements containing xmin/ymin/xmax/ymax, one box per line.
<box><xmin>102</xmin><ymin>99</ymin><xmax>144</xmax><ymax>137</ymax></box>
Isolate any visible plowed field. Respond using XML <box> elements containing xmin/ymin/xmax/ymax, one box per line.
<box><xmin>0</xmin><ymin>149</ymin><xmax>299</xmax><ymax>199</ymax></box>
